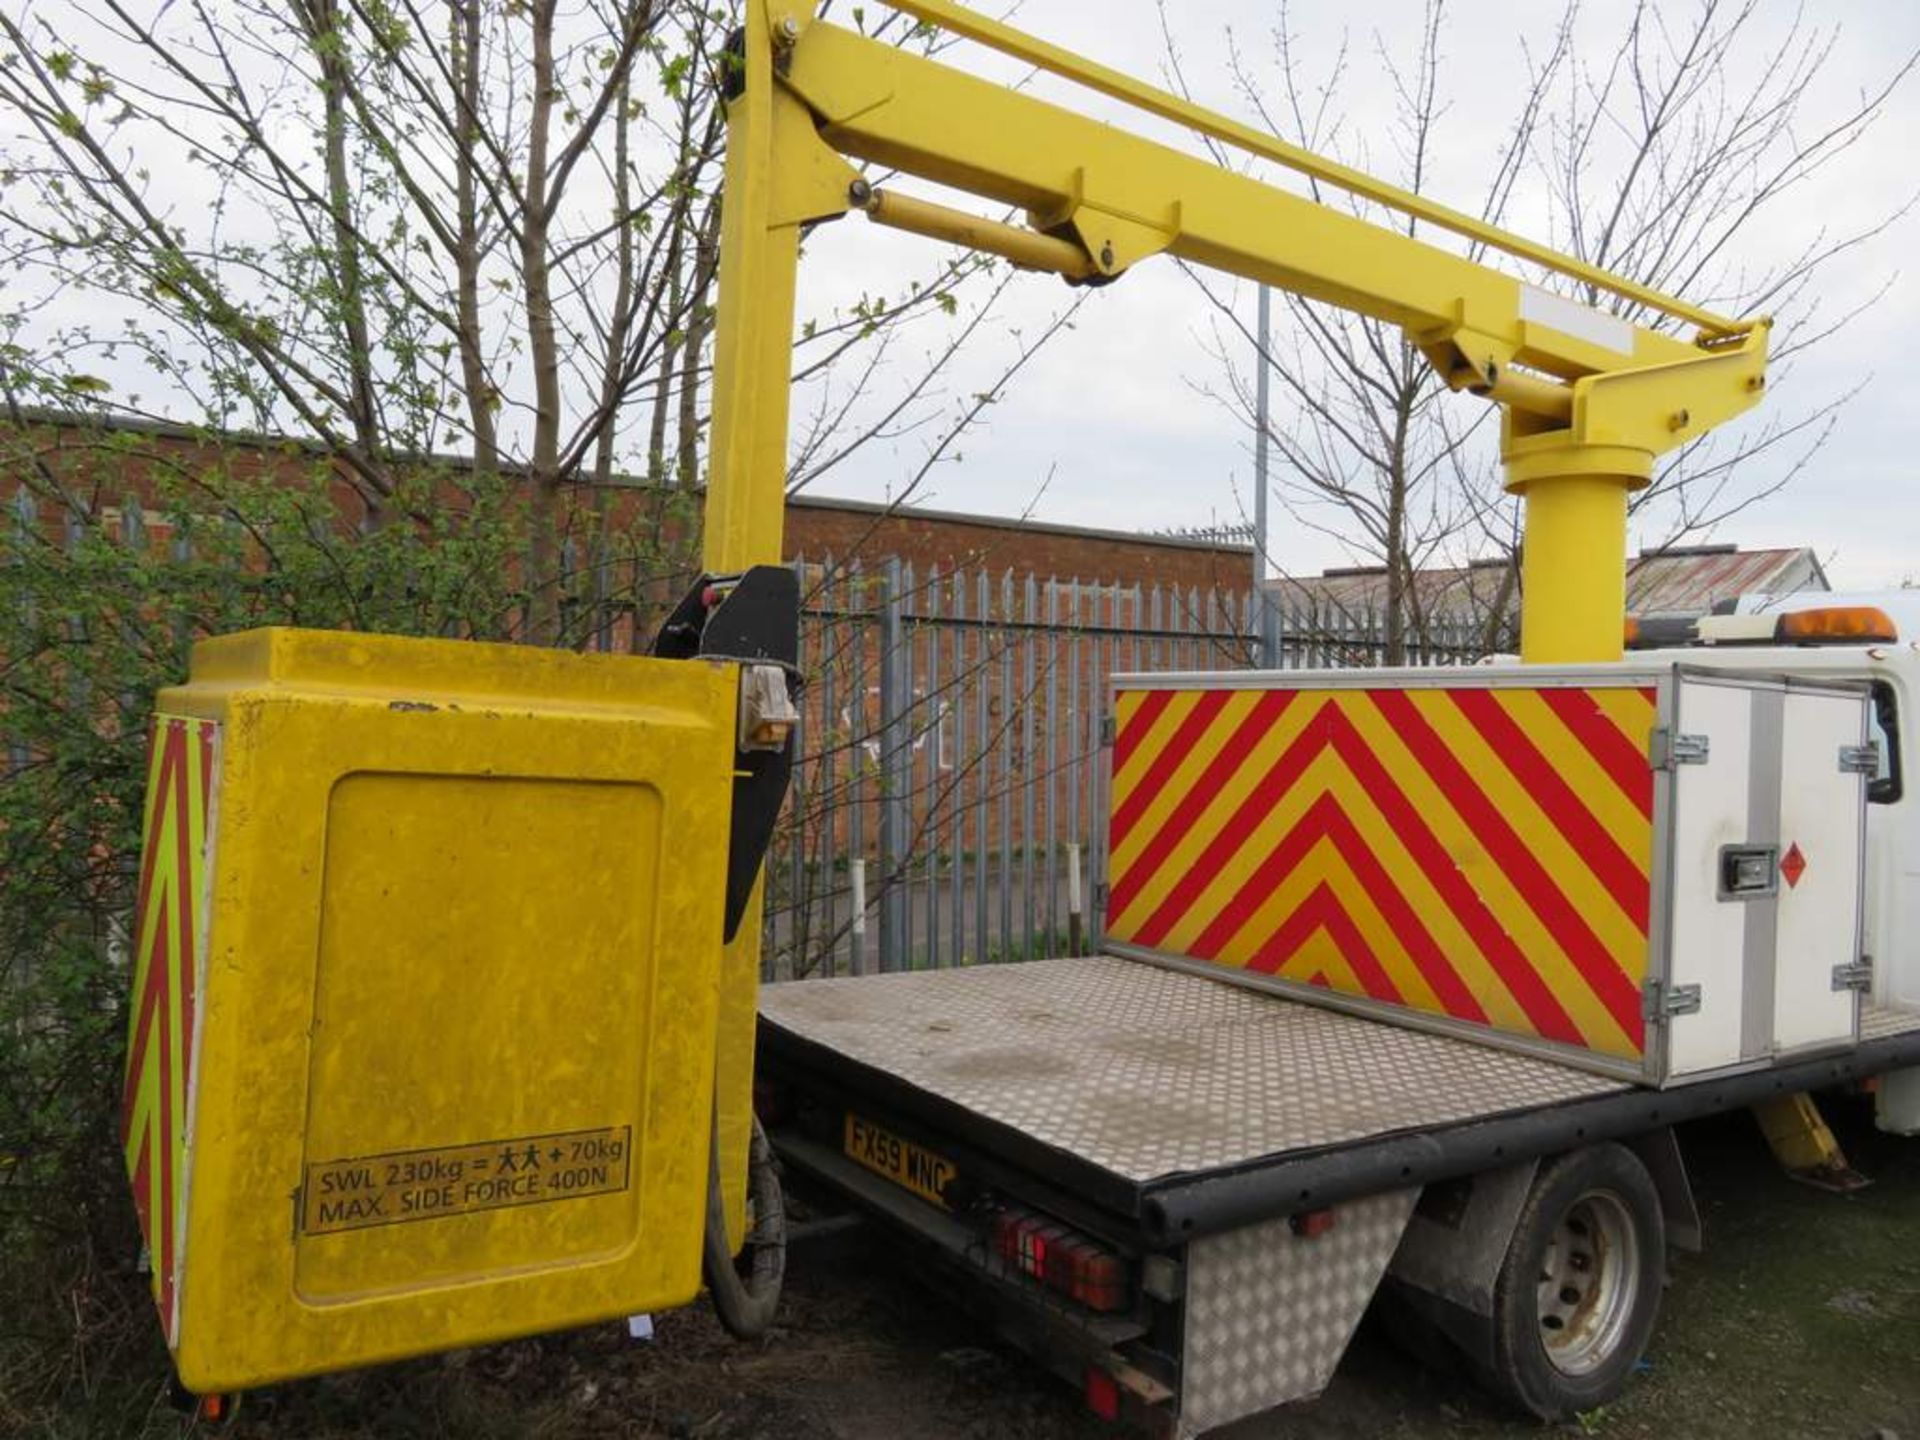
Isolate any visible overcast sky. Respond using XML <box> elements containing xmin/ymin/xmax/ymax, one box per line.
<box><xmin>789</xmin><ymin>0</ymin><xmax>1920</xmax><ymax>590</ymax></box>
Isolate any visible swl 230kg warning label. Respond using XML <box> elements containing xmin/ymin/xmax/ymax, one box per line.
<box><xmin>301</xmin><ymin>1126</ymin><xmax>631</xmax><ymax>1235</ymax></box>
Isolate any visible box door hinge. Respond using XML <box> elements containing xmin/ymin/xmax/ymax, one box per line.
<box><xmin>1643</xmin><ymin>979</ymin><xmax>1703</xmax><ymax>1022</ymax></box>
<box><xmin>1100</xmin><ymin>714</ymin><xmax>1116</xmax><ymax>747</ymax></box>
<box><xmin>1649</xmin><ymin>726</ymin><xmax>1710</xmax><ymax>770</ymax></box>
<box><xmin>1838</xmin><ymin>742</ymin><xmax>1880</xmax><ymax>777</ymax></box>
<box><xmin>1832</xmin><ymin>956</ymin><xmax>1874</xmax><ymax>993</ymax></box>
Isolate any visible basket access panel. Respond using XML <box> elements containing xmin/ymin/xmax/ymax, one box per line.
<box><xmin>122</xmin><ymin>629</ymin><xmax>738</xmax><ymax>1390</ymax></box>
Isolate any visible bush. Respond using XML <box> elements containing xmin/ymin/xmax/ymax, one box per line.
<box><xmin>0</xmin><ymin>423</ymin><xmax>696</xmax><ymax>1424</ymax></box>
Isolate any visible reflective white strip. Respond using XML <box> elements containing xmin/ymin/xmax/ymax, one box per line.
<box><xmin>1520</xmin><ymin>284</ymin><xmax>1634</xmax><ymax>355</ymax></box>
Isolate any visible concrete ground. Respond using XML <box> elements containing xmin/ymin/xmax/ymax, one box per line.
<box><xmin>178</xmin><ymin>1095</ymin><xmax>1919</xmax><ymax>1440</ymax></box>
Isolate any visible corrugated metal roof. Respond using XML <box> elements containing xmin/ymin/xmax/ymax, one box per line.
<box><xmin>1266</xmin><ymin>561</ymin><xmax>1512</xmax><ymax>616</ymax></box>
<box><xmin>1624</xmin><ymin>546</ymin><xmax>1826</xmax><ymax>613</ymax></box>
<box><xmin>1266</xmin><ymin>545</ymin><xmax>1827</xmax><ymax>622</ymax></box>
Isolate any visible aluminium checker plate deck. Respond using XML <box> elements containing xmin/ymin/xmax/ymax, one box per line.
<box><xmin>758</xmin><ymin>954</ymin><xmax>1920</xmax><ymax>1237</ymax></box>
<box><xmin>761</xmin><ymin>956</ymin><xmax>1622</xmax><ymax>1180</ymax></box>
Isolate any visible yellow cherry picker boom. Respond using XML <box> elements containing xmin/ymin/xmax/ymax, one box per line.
<box><xmin>124</xmin><ymin>1</ymin><xmax>1920</xmax><ymax>1434</ymax></box>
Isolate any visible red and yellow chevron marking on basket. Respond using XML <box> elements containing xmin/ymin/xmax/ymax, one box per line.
<box><xmin>121</xmin><ymin>714</ymin><xmax>218</xmax><ymax>1343</ymax></box>
<box><xmin>1105</xmin><ymin>683</ymin><xmax>1656</xmax><ymax>1060</ymax></box>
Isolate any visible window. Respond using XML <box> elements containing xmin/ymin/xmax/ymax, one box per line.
<box><xmin>1869</xmin><ymin>681</ymin><xmax>1902</xmax><ymax>805</ymax></box>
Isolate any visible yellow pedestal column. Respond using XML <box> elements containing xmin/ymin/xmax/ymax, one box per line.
<box><xmin>1504</xmin><ymin>439</ymin><xmax>1651</xmax><ymax>666</ymax></box>
<box><xmin>1514</xmin><ymin>474</ymin><xmax>1633</xmax><ymax>664</ymax></box>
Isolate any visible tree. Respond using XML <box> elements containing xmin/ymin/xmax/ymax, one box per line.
<box><xmin>0</xmin><ymin>1</ymin><xmax>1098</xmax><ymax>1413</ymax></box>
<box><xmin>1171</xmin><ymin>0</ymin><xmax>1916</xmax><ymax>661</ymax></box>
<box><xmin>0</xmin><ymin>0</ymin><xmax>1037</xmax><ymax>639</ymax></box>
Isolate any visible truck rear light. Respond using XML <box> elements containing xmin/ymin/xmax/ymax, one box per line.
<box><xmin>1290</xmin><ymin>1207</ymin><xmax>1338</xmax><ymax>1239</ymax></box>
<box><xmin>1074</xmin><ymin>1248</ymin><xmax>1129</xmax><ymax>1311</ymax></box>
<box><xmin>1084</xmin><ymin>1365</ymin><xmax>1121</xmax><ymax>1421</ymax></box>
<box><xmin>1018</xmin><ymin>1220</ymin><xmax>1068</xmax><ymax>1281</ymax></box>
<box><xmin>992</xmin><ymin>1209</ymin><xmax>1022</xmax><ymax>1263</ymax></box>
<box><xmin>993</xmin><ymin>1207</ymin><xmax>1131</xmax><ymax>1312</ymax></box>
<box><xmin>1038</xmin><ymin>1231</ymin><xmax>1078</xmax><ymax>1285</ymax></box>
<box><xmin>1043</xmin><ymin>1236</ymin><xmax>1128</xmax><ymax>1310</ymax></box>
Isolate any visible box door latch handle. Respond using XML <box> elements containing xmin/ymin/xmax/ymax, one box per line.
<box><xmin>1718</xmin><ymin>844</ymin><xmax>1780</xmax><ymax>901</ymax></box>
<box><xmin>1832</xmin><ymin>956</ymin><xmax>1874</xmax><ymax>993</ymax></box>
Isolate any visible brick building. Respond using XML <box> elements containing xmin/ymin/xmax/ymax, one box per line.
<box><xmin>783</xmin><ymin>493</ymin><xmax>1251</xmax><ymax>592</ymax></box>
<box><xmin>1</xmin><ymin>410</ymin><xmax>1250</xmax><ymax>597</ymax></box>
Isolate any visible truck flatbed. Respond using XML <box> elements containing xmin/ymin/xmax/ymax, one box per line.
<box><xmin>758</xmin><ymin>955</ymin><xmax>1920</xmax><ymax>1243</ymax></box>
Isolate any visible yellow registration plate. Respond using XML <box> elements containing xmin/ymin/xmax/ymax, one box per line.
<box><xmin>843</xmin><ymin>1113</ymin><xmax>957</xmax><ymax>1210</ymax></box>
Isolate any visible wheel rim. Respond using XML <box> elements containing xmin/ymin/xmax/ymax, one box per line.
<box><xmin>1536</xmin><ymin>1187</ymin><xmax>1640</xmax><ymax>1377</ymax></box>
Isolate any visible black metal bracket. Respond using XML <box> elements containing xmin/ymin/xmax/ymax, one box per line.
<box><xmin>654</xmin><ymin>564</ymin><xmax>801</xmax><ymax>942</ymax></box>
<box><xmin>717</xmin><ymin>26</ymin><xmax>748</xmax><ymax>103</ymax></box>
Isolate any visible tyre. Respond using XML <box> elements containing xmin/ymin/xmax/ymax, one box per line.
<box><xmin>702</xmin><ymin>1114</ymin><xmax>786</xmax><ymax>1339</ymax></box>
<box><xmin>1485</xmin><ymin>1142</ymin><xmax>1665</xmax><ymax>1420</ymax></box>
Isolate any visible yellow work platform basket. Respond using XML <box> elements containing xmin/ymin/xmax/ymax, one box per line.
<box><xmin>120</xmin><ymin>628</ymin><xmax>739</xmax><ymax>1391</ymax></box>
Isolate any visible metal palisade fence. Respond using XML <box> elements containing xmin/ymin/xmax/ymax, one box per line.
<box><xmin>2</xmin><ymin>483</ymin><xmax>1483</xmax><ymax>988</ymax></box>
<box><xmin>760</xmin><ymin>555</ymin><xmax>1485</xmax><ymax>981</ymax></box>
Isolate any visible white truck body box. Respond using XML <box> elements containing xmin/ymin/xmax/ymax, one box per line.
<box><xmin>1099</xmin><ymin>665</ymin><xmax>1870</xmax><ymax>1085</ymax></box>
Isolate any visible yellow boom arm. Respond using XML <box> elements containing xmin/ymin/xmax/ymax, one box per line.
<box><xmin>704</xmin><ymin>0</ymin><xmax>1771</xmax><ymax>666</ymax></box>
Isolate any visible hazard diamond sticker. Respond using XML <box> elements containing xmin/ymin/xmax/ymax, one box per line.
<box><xmin>1781</xmin><ymin>842</ymin><xmax>1807</xmax><ymax>889</ymax></box>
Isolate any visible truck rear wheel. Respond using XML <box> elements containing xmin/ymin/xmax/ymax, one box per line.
<box><xmin>1487</xmin><ymin>1143</ymin><xmax>1664</xmax><ymax>1420</ymax></box>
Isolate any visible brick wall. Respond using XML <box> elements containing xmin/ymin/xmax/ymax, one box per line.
<box><xmin>2</xmin><ymin>413</ymin><xmax>1251</xmax><ymax>597</ymax></box>
<box><xmin>783</xmin><ymin>494</ymin><xmax>1252</xmax><ymax>591</ymax></box>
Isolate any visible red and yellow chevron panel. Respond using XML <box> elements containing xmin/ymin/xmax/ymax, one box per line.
<box><xmin>1105</xmin><ymin>682</ymin><xmax>1656</xmax><ymax>1061</ymax></box>
<box><xmin>121</xmin><ymin>714</ymin><xmax>218</xmax><ymax>1343</ymax></box>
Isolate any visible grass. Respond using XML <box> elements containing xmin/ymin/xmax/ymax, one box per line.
<box><xmin>5</xmin><ymin>1098</ymin><xmax>1916</xmax><ymax>1438</ymax></box>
